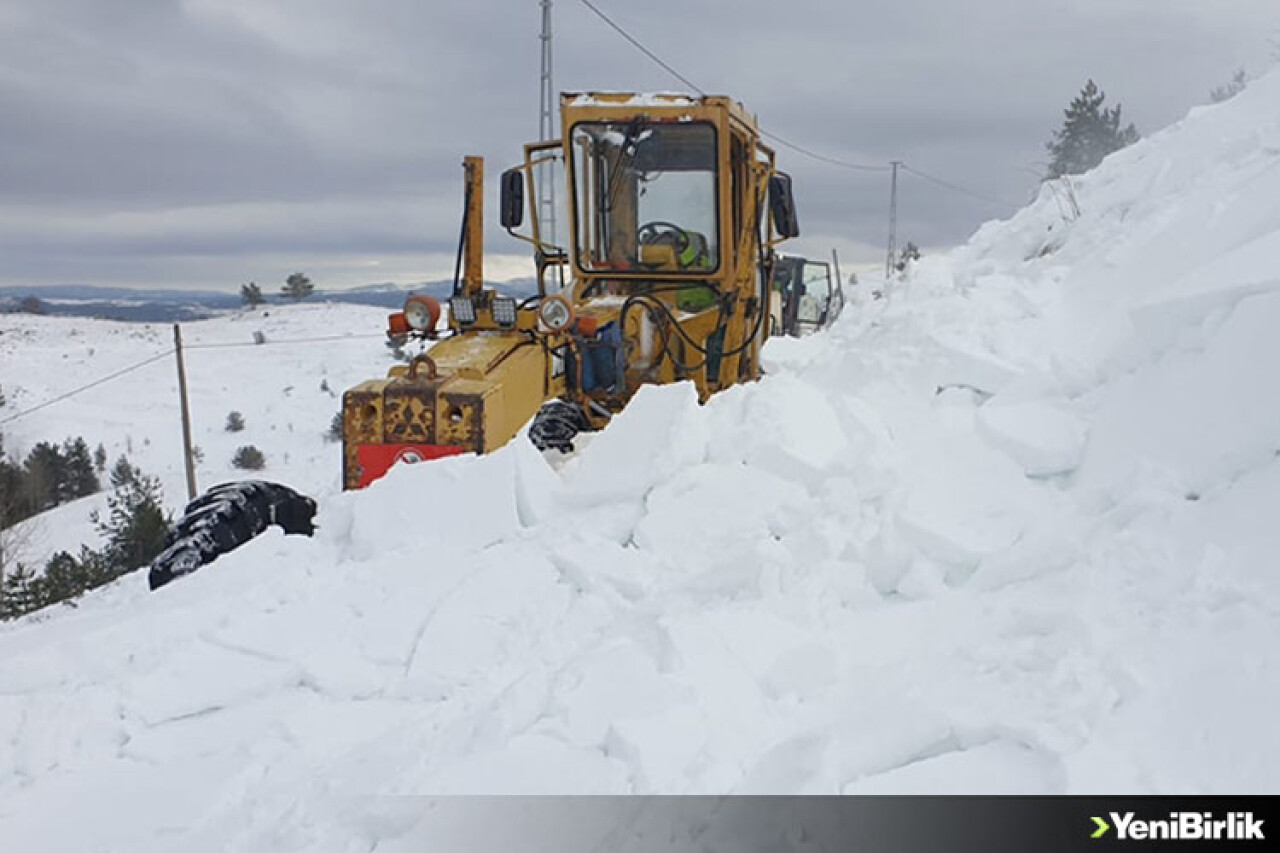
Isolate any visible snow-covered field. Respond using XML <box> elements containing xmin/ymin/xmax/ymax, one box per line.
<box><xmin>2</xmin><ymin>71</ymin><xmax>1280</xmax><ymax>850</ymax></box>
<box><xmin>1</xmin><ymin>302</ymin><xmax>392</xmax><ymax>566</ymax></box>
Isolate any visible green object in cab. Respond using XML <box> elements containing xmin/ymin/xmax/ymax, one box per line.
<box><xmin>677</xmin><ymin>287</ymin><xmax>716</xmax><ymax>312</ymax></box>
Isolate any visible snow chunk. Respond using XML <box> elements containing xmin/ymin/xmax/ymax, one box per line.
<box><xmin>706</xmin><ymin>375</ymin><xmax>850</xmax><ymax>484</ymax></box>
<box><xmin>341</xmin><ymin>446</ymin><xmax>523</xmax><ymax>562</ymax></box>
<box><xmin>977</xmin><ymin>398</ymin><xmax>1088</xmax><ymax>476</ymax></box>
<box><xmin>561</xmin><ymin>382</ymin><xmax>708</xmax><ymax>505</ymax></box>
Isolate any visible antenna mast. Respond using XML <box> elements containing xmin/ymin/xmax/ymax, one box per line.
<box><xmin>538</xmin><ymin>0</ymin><xmax>557</xmax><ymax>244</ymax></box>
<box><xmin>885</xmin><ymin>160</ymin><xmax>901</xmax><ymax>280</ymax></box>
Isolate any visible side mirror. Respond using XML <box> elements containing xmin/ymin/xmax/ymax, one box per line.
<box><xmin>500</xmin><ymin>168</ymin><xmax>524</xmax><ymax>229</ymax></box>
<box><xmin>768</xmin><ymin>173</ymin><xmax>800</xmax><ymax>239</ymax></box>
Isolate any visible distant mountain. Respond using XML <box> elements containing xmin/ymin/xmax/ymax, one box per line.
<box><xmin>0</xmin><ymin>279</ymin><xmax>539</xmax><ymax>323</ymax></box>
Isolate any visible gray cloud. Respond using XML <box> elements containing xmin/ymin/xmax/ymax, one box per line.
<box><xmin>1</xmin><ymin>0</ymin><xmax>1276</xmax><ymax>289</ymax></box>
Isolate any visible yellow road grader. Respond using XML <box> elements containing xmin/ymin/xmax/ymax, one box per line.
<box><xmin>148</xmin><ymin>92</ymin><xmax>804</xmax><ymax>589</ymax></box>
<box><xmin>341</xmin><ymin>92</ymin><xmax>802</xmax><ymax>489</ymax></box>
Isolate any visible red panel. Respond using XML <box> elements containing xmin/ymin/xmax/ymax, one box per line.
<box><xmin>354</xmin><ymin>443</ymin><xmax>467</xmax><ymax>488</ymax></box>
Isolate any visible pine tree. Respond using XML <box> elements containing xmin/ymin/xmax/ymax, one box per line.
<box><xmin>0</xmin><ymin>448</ymin><xmax>24</xmax><ymax>528</ymax></box>
<box><xmin>93</xmin><ymin>443</ymin><xmax>107</xmax><ymax>473</ymax></box>
<box><xmin>895</xmin><ymin>242</ymin><xmax>921</xmax><ymax>272</ymax></box>
<box><xmin>95</xmin><ymin>471</ymin><xmax>170</xmax><ymax>573</ymax></box>
<box><xmin>61</xmin><ymin>437</ymin><xmax>100</xmax><ymax>500</ymax></box>
<box><xmin>109</xmin><ymin>455</ymin><xmax>137</xmax><ymax>489</ymax></box>
<box><xmin>281</xmin><ymin>273</ymin><xmax>315</xmax><ymax>301</ymax></box>
<box><xmin>0</xmin><ymin>562</ymin><xmax>43</xmax><ymax>620</ymax></box>
<box><xmin>1045</xmin><ymin>80</ymin><xmax>1140</xmax><ymax>179</ymax></box>
<box><xmin>23</xmin><ymin>442</ymin><xmax>67</xmax><ymax>513</ymax></box>
<box><xmin>1210</xmin><ymin>70</ymin><xmax>1247</xmax><ymax>104</ymax></box>
<box><xmin>231</xmin><ymin>445</ymin><xmax>266</xmax><ymax>470</ymax></box>
<box><xmin>40</xmin><ymin>551</ymin><xmax>93</xmax><ymax>605</ymax></box>
<box><xmin>240</xmin><ymin>281</ymin><xmax>266</xmax><ymax>307</ymax></box>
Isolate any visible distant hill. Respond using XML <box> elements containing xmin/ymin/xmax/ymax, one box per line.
<box><xmin>0</xmin><ymin>279</ymin><xmax>539</xmax><ymax>323</ymax></box>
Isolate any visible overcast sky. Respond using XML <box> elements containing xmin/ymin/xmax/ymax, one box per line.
<box><xmin>2</xmin><ymin>0</ymin><xmax>1276</xmax><ymax>292</ymax></box>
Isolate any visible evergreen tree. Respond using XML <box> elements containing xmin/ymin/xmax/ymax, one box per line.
<box><xmin>1045</xmin><ymin>80</ymin><xmax>1139</xmax><ymax>179</ymax></box>
<box><xmin>61</xmin><ymin>437</ymin><xmax>100</xmax><ymax>500</ymax></box>
<box><xmin>93</xmin><ymin>443</ymin><xmax>108</xmax><ymax>473</ymax></box>
<box><xmin>0</xmin><ymin>443</ymin><xmax>24</xmax><ymax>528</ymax></box>
<box><xmin>225</xmin><ymin>411</ymin><xmax>246</xmax><ymax>432</ymax></box>
<box><xmin>240</xmin><ymin>281</ymin><xmax>266</xmax><ymax>307</ymax></box>
<box><xmin>1210</xmin><ymin>70</ymin><xmax>1247</xmax><ymax>104</ymax></box>
<box><xmin>281</xmin><ymin>272</ymin><xmax>315</xmax><ymax>301</ymax></box>
<box><xmin>95</xmin><ymin>471</ymin><xmax>170</xmax><ymax>572</ymax></box>
<box><xmin>232</xmin><ymin>445</ymin><xmax>266</xmax><ymax>470</ymax></box>
<box><xmin>40</xmin><ymin>550</ymin><xmax>92</xmax><ymax>605</ymax></box>
<box><xmin>109</xmin><ymin>455</ymin><xmax>138</xmax><ymax>489</ymax></box>
<box><xmin>0</xmin><ymin>562</ymin><xmax>43</xmax><ymax>620</ymax></box>
<box><xmin>23</xmin><ymin>442</ymin><xmax>67</xmax><ymax>513</ymax></box>
<box><xmin>895</xmin><ymin>242</ymin><xmax>921</xmax><ymax>272</ymax></box>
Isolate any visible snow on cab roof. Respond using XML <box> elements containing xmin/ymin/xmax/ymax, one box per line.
<box><xmin>563</xmin><ymin>92</ymin><xmax>718</xmax><ymax>108</ymax></box>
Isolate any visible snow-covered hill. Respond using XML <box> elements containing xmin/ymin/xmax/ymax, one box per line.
<box><xmin>1</xmin><ymin>302</ymin><xmax>392</xmax><ymax>565</ymax></box>
<box><xmin>2</xmin><ymin>71</ymin><xmax>1279</xmax><ymax>849</ymax></box>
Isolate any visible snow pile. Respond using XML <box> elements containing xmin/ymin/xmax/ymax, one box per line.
<box><xmin>2</xmin><ymin>72</ymin><xmax>1280</xmax><ymax>849</ymax></box>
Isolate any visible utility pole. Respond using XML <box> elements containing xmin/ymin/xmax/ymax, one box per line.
<box><xmin>538</xmin><ymin>0</ymin><xmax>557</xmax><ymax>245</ymax></box>
<box><xmin>885</xmin><ymin>160</ymin><xmax>901</xmax><ymax>280</ymax></box>
<box><xmin>172</xmin><ymin>324</ymin><xmax>197</xmax><ymax>502</ymax></box>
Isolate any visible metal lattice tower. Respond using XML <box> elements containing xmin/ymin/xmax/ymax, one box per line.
<box><xmin>538</xmin><ymin>0</ymin><xmax>557</xmax><ymax>244</ymax></box>
<box><xmin>885</xmin><ymin>160</ymin><xmax>901</xmax><ymax>279</ymax></box>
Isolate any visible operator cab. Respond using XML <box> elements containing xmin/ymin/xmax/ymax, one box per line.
<box><xmin>498</xmin><ymin>92</ymin><xmax>799</xmax><ymax>408</ymax></box>
<box><xmin>769</xmin><ymin>255</ymin><xmax>844</xmax><ymax>337</ymax></box>
<box><xmin>570</xmin><ymin>121</ymin><xmax>718</xmax><ymax>275</ymax></box>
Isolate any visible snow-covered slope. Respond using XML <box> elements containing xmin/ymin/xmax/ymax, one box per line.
<box><xmin>2</xmin><ymin>72</ymin><xmax>1279</xmax><ymax>849</ymax></box>
<box><xmin>1</xmin><ymin>302</ymin><xmax>392</xmax><ymax>565</ymax></box>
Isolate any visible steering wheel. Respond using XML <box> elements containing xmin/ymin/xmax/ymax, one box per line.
<box><xmin>637</xmin><ymin>220</ymin><xmax>689</xmax><ymax>254</ymax></box>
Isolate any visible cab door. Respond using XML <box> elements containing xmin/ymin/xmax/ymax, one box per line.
<box><xmin>795</xmin><ymin>260</ymin><xmax>835</xmax><ymax>333</ymax></box>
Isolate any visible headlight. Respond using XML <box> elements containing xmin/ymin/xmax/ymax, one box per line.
<box><xmin>403</xmin><ymin>295</ymin><xmax>440</xmax><ymax>331</ymax></box>
<box><xmin>491</xmin><ymin>296</ymin><xmax>517</xmax><ymax>327</ymax></box>
<box><xmin>449</xmin><ymin>295</ymin><xmax>476</xmax><ymax>325</ymax></box>
<box><xmin>538</xmin><ymin>294</ymin><xmax>574</xmax><ymax>332</ymax></box>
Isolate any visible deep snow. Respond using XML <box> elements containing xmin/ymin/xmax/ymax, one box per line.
<box><xmin>2</xmin><ymin>70</ymin><xmax>1279</xmax><ymax>850</ymax></box>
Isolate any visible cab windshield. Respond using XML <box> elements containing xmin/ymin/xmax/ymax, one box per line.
<box><xmin>571</xmin><ymin>121</ymin><xmax>719</xmax><ymax>274</ymax></box>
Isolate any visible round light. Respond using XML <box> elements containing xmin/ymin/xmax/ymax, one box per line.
<box><xmin>538</xmin><ymin>295</ymin><xmax>574</xmax><ymax>332</ymax></box>
<box><xmin>403</xmin><ymin>295</ymin><xmax>440</xmax><ymax>331</ymax></box>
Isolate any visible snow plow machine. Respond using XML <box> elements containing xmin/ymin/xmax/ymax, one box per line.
<box><xmin>150</xmin><ymin>92</ymin><xmax>801</xmax><ymax>589</ymax></box>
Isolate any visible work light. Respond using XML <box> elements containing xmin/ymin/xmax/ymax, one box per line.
<box><xmin>449</xmin><ymin>295</ymin><xmax>476</xmax><ymax>325</ymax></box>
<box><xmin>491</xmin><ymin>296</ymin><xmax>517</xmax><ymax>327</ymax></box>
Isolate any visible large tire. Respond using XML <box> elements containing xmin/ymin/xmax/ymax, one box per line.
<box><xmin>528</xmin><ymin>399</ymin><xmax>591</xmax><ymax>453</ymax></box>
<box><xmin>148</xmin><ymin>480</ymin><xmax>317</xmax><ymax>591</ymax></box>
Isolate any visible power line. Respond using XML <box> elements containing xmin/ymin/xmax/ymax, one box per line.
<box><xmin>900</xmin><ymin>164</ymin><xmax>1015</xmax><ymax>209</ymax></box>
<box><xmin>576</xmin><ymin>0</ymin><xmax>889</xmax><ymax>175</ymax></box>
<box><xmin>0</xmin><ymin>331</ymin><xmax>390</xmax><ymax>425</ymax></box>
<box><xmin>761</xmin><ymin>131</ymin><xmax>891</xmax><ymax>173</ymax></box>
<box><xmin>576</xmin><ymin>0</ymin><xmax>1027</xmax><ymax>212</ymax></box>
<box><xmin>577</xmin><ymin>0</ymin><xmax>704</xmax><ymax>96</ymax></box>
<box><xmin>0</xmin><ymin>349</ymin><xmax>175</xmax><ymax>425</ymax></box>
<box><xmin>184</xmin><ymin>332</ymin><xmax>386</xmax><ymax>351</ymax></box>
